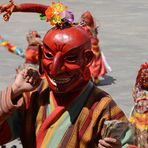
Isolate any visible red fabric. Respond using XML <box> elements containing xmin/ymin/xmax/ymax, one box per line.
<box><xmin>89</xmin><ymin>33</ymin><xmax>107</xmax><ymax>78</ymax></box>
<box><xmin>127</xmin><ymin>145</ymin><xmax>138</xmax><ymax>148</ymax></box>
<box><xmin>0</xmin><ymin>121</ymin><xmax>12</xmax><ymax>144</ymax></box>
<box><xmin>90</xmin><ymin>55</ymin><xmax>107</xmax><ymax>78</ymax></box>
<box><xmin>36</xmin><ymin>106</ymin><xmax>65</xmax><ymax>148</ymax></box>
<box><xmin>81</xmin><ymin>11</ymin><xmax>108</xmax><ymax>78</ymax></box>
<box><xmin>25</xmin><ymin>46</ymin><xmax>38</xmax><ymax>64</ymax></box>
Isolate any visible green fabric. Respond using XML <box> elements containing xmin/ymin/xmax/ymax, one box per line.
<box><xmin>39</xmin><ymin>13</ymin><xmax>46</xmax><ymax>20</ymax></box>
<box><xmin>7</xmin><ymin>108</ymin><xmax>23</xmax><ymax>140</ymax></box>
<box><xmin>121</xmin><ymin>126</ymin><xmax>134</xmax><ymax>148</ymax></box>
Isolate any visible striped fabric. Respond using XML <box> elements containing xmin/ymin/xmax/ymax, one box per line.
<box><xmin>0</xmin><ymin>80</ymin><xmax>129</xmax><ymax>147</ymax></box>
<box><xmin>0</xmin><ymin>86</ymin><xmax>23</xmax><ymax>144</ymax></box>
<box><xmin>25</xmin><ymin>45</ymin><xmax>39</xmax><ymax>64</ymax></box>
<box><xmin>0</xmin><ymin>86</ymin><xmax>22</xmax><ymax>125</ymax></box>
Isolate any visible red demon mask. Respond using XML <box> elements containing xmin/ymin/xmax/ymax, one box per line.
<box><xmin>40</xmin><ymin>26</ymin><xmax>94</xmax><ymax>93</ymax></box>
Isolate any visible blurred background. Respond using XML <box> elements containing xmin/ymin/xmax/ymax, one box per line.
<box><xmin>0</xmin><ymin>0</ymin><xmax>148</xmax><ymax>130</ymax></box>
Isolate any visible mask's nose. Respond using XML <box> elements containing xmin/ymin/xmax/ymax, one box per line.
<box><xmin>50</xmin><ymin>51</ymin><xmax>64</xmax><ymax>75</ymax></box>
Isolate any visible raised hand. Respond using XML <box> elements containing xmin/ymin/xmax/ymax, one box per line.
<box><xmin>98</xmin><ymin>137</ymin><xmax>122</xmax><ymax>148</ymax></box>
<box><xmin>0</xmin><ymin>0</ymin><xmax>15</xmax><ymax>21</ymax></box>
<box><xmin>12</xmin><ymin>66</ymin><xmax>41</xmax><ymax>97</ymax></box>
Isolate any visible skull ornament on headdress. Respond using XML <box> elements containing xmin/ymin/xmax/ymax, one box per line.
<box><xmin>135</xmin><ymin>62</ymin><xmax>148</xmax><ymax>91</ymax></box>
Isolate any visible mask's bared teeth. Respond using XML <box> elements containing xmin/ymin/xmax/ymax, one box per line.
<box><xmin>49</xmin><ymin>77</ymin><xmax>57</xmax><ymax>86</ymax></box>
<box><xmin>54</xmin><ymin>78</ymin><xmax>71</xmax><ymax>84</ymax></box>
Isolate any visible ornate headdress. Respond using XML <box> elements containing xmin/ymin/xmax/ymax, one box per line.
<box><xmin>40</xmin><ymin>2</ymin><xmax>74</xmax><ymax>29</ymax></box>
<box><xmin>132</xmin><ymin>62</ymin><xmax>148</xmax><ymax>103</ymax></box>
<box><xmin>135</xmin><ymin>62</ymin><xmax>148</xmax><ymax>88</ymax></box>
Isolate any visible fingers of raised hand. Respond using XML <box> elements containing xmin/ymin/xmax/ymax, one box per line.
<box><xmin>0</xmin><ymin>5</ymin><xmax>5</xmax><ymax>13</ymax></box>
<box><xmin>0</xmin><ymin>3</ymin><xmax>15</xmax><ymax>21</ymax></box>
<box><xmin>0</xmin><ymin>4</ymin><xmax>10</xmax><ymax>13</ymax></box>
<box><xmin>0</xmin><ymin>0</ymin><xmax>14</xmax><ymax>13</ymax></box>
<box><xmin>0</xmin><ymin>6</ymin><xmax>10</xmax><ymax>21</ymax></box>
<box><xmin>3</xmin><ymin>12</ymin><xmax>11</xmax><ymax>21</ymax></box>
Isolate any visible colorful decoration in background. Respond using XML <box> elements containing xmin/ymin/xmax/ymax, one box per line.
<box><xmin>1</xmin><ymin>0</ymin><xmax>15</xmax><ymax>22</ymax></box>
<box><xmin>41</xmin><ymin>2</ymin><xmax>74</xmax><ymax>26</ymax></box>
<box><xmin>0</xmin><ymin>35</ymin><xmax>24</xmax><ymax>57</ymax></box>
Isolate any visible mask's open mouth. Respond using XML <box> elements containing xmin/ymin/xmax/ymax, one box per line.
<box><xmin>49</xmin><ymin>76</ymin><xmax>71</xmax><ymax>86</ymax></box>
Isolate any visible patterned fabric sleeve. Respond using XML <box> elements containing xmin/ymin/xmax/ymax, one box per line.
<box><xmin>0</xmin><ymin>86</ymin><xmax>23</xmax><ymax>144</ymax></box>
<box><xmin>95</xmin><ymin>95</ymin><xmax>133</xmax><ymax>147</ymax></box>
<box><xmin>103</xmin><ymin>97</ymin><xmax>133</xmax><ymax>147</ymax></box>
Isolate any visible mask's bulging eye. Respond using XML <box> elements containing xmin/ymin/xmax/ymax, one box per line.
<box><xmin>45</xmin><ymin>52</ymin><xmax>53</xmax><ymax>60</ymax></box>
<box><xmin>65</xmin><ymin>55</ymin><xmax>78</xmax><ymax>63</ymax></box>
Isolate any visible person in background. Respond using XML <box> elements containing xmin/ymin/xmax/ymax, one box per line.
<box><xmin>128</xmin><ymin>62</ymin><xmax>148</xmax><ymax>148</ymax></box>
<box><xmin>0</xmin><ymin>30</ymin><xmax>42</xmax><ymax>65</ymax></box>
<box><xmin>0</xmin><ymin>1</ymin><xmax>132</xmax><ymax>147</ymax></box>
<box><xmin>25</xmin><ymin>30</ymin><xmax>42</xmax><ymax>65</ymax></box>
<box><xmin>80</xmin><ymin>11</ymin><xmax>112</xmax><ymax>85</ymax></box>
